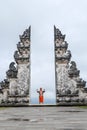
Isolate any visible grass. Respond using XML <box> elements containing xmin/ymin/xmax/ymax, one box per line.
<box><xmin>77</xmin><ymin>106</ymin><xmax>87</xmax><ymax>109</ymax></box>
<box><xmin>0</xmin><ymin>107</ymin><xmax>8</xmax><ymax>110</ymax></box>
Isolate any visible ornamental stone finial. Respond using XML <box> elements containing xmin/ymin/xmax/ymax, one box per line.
<box><xmin>54</xmin><ymin>25</ymin><xmax>65</xmax><ymax>41</ymax></box>
<box><xmin>19</xmin><ymin>26</ymin><xmax>31</xmax><ymax>41</ymax></box>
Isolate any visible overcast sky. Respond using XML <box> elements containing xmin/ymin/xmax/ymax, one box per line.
<box><xmin>0</xmin><ymin>0</ymin><xmax>87</xmax><ymax>104</ymax></box>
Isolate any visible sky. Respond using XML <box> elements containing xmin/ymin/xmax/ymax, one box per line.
<box><xmin>0</xmin><ymin>0</ymin><xmax>87</xmax><ymax>104</ymax></box>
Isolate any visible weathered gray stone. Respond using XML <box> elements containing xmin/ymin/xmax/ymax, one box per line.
<box><xmin>54</xmin><ymin>26</ymin><xmax>87</xmax><ymax>105</ymax></box>
<box><xmin>0</xmin><ymin>26</ymin><xmax>31</xmax><ymax>105</ymax></box>
<box><xmin>17</xmin><ymin>63</ymin><xmax>30</xmax><ymax>96</ymax></box>
<box><xmin>9</xmin><ymin>78</ymin><xmax>18</xmax><ymax>96</ymax></box>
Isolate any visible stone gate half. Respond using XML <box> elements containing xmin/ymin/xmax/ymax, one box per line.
<box><xmin>54</xmin><ymin>26</ymin><xmax>87</xmax><ymax>105</ymax></box>
<box><xmin>0</xmin><ymin>27</ymin><xmax>31</xmax><ymax>106</ymax></box>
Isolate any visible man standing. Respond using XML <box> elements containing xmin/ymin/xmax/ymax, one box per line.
<box><xmin>37</xmin><ymin>88</ymin><xmax>45</xmax><ymax>104</ymax></box>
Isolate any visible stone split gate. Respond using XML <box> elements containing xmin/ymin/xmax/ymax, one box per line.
<box><xmin>0</xmin><ymin>26</ymin><xmax>87</xmax><ymax>106</ymax></box>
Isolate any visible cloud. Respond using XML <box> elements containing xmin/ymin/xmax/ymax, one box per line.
<box><xmin>0</xmin><ymin>0</ymin><xmax>87</xmax><ymax>103</ymax></box>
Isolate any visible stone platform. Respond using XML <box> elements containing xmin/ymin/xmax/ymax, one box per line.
<box><xmin>0</xmin><ymin>106</ymin><xmax>87</xmax><ymax>130</ymax></box>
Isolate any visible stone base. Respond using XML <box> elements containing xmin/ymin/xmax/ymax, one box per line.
<box><xmin>56</xmin><ymin>96</ymin><xmax>87</xmax><ymax>106</ymax></box>
<box><xmin>0</xmin><ymin>96</ymin><xmax>29</xmax><ymax>106</ymax></box>
<box><xmin>57</xmin><ymin>102</ymin><xmax>87</xmax><ymax>106</ymax></box>
<box><xmin>0</xmin><ymin>104</ymin><xmax>29</xmax><ymax>107</ymax></box>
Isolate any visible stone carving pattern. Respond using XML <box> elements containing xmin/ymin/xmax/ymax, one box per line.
<box><xmin>54</xmin><ymin>26</ymin><xmax>65</xmax><ymax>40</ymax></box>
<box><xmin>20</xmin><ymin>26</ymin><xmax>31</xmax><ymax>41</ymax></box>
<box><xmin>6</xmin><ymin>62</ymin><xmax>18</xmax><ymax>78</ymax></box>
<box><xmin>68</xmin><ymin>61</ymin><xmax>80</xmax><ymax>77</ymax></box>
<box><xmin>17</xmin><ymin>64</ymin><xmax>29</xmax><ymax>96</ymax></box>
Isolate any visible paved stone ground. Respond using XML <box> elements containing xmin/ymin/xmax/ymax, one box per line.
<box><xmin>0</xmin><ymin>106</ymin><xmax>87</xmax><ymax>130</ymax></box>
